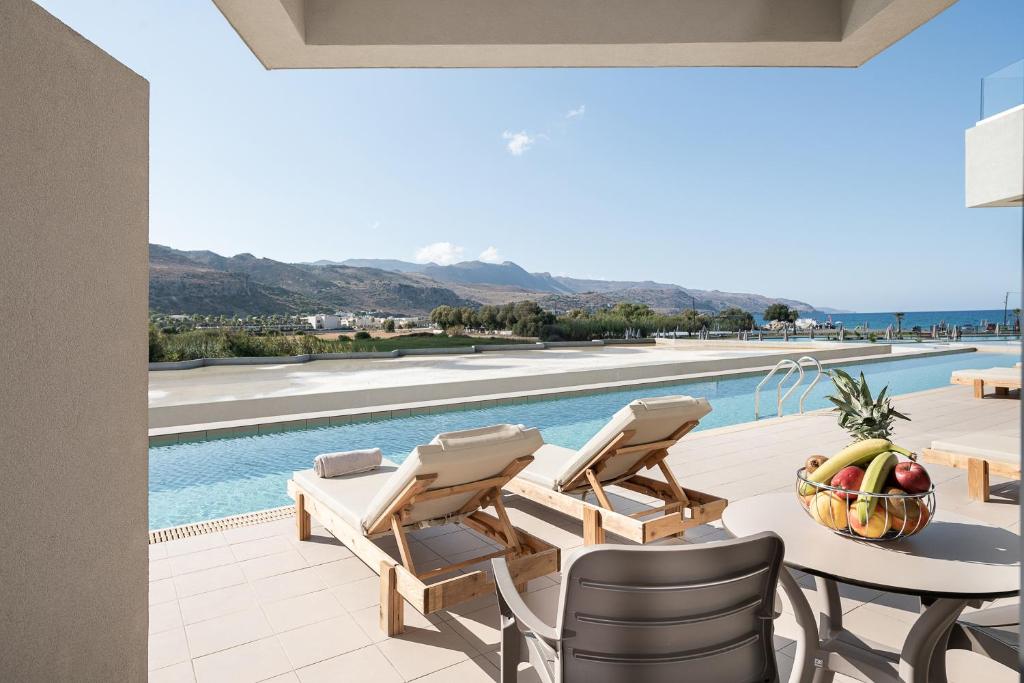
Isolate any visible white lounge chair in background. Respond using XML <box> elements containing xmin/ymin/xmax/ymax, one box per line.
<box><xmin>922</xmin><ymin>432</ymin><xmax>1020</xmax><ymax>501</ymax></box>
<box><xmin>504</xmin><ymin>396</ymin><xmax>727</xmax><ymax>545</ymax></box>
<box><xmin>951</xmin><ymin>367</ymin><xmax>1021</xmax><ymax>399</ymax></box>
<box><xmin>289</xmin><ymin>424</ymin><xmax>559</xmax><ymax>635</ymax></box>
<box><xmin>492</xmin><ymin>532</ymin><xmax>786</xmax><ymax>682</ymax></box>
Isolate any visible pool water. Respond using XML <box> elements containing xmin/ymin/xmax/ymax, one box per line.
<box><xmin>150</xmin><ymin>352</ymin><xmax>1016</xmax><ymax>529</ymax></box>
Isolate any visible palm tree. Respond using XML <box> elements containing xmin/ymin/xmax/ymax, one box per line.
<box><xmin>894</xmin><ymin>312</ymin><xmax>905</xmax><ymax>338</ymax></box>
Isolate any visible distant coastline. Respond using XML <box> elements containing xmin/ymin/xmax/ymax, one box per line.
<box><xmin>778</xmin><ymin>309</ymin><xmax>1017</xmax><ymax>330</ymax></box>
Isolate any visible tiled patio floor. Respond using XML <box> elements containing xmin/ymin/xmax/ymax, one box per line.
<box><xmin>148</xmin><ymin>384</ymin><xmax>1020</xmax><ymax>682</ymax></box>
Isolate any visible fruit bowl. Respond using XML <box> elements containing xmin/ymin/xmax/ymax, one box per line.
<box><xmin>796</xmin><ymin>467</ymin><xmax>935</xmax><ymax>541</ymax></box>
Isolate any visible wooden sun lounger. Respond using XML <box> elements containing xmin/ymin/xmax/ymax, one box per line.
<box><xmin>922</xmin><ymin>433</ymin><xmax>1021</xmax><ymax>501</ymax></box>
<box><xmin>951</xmin><ymin>368</ymin><xmax>1021</xmax><ymax>399</ymax></box>
<box><xmin>504</xmin><ymin>396</ymin><xmax>728</xmax><ymax>545</ymax></box>
<box><xmin>288</xmin><ymin>426</ymin><xmax>559</xmax><ymax>635</ymax></box>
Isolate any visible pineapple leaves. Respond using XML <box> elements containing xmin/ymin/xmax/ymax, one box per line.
<box><xmin>825</xmin><ymin>369</ymin><xmax>910</xmax><ymax>441</ymax></box>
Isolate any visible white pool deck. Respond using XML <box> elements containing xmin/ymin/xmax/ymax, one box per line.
<box><xmin>148</xmin><ymin>383</ymin><xmax>1020</xmax><ymax>682</ymax></box>
<box><xmin>148</xmin><ymin>340</ymin><xmax>976</xmax><ymax>433</ymax></box>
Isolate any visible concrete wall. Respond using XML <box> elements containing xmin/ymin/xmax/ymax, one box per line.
<box><xmin>966</xmin><ymin>105</ymin><xmax>1024</xmax><ymax>208</ymax></box>
<box><xmin>0</xmin><ymin>2</ymin><xmax>149</xmax><ymax>680</ymax></box>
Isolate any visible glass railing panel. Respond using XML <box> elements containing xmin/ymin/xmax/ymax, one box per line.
<box><xmin>980</xmin><ymin>59</ymin><xmax>1024</xmax><ymax>120</ymax></box>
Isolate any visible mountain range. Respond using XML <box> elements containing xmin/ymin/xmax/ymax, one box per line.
<box><xmin>151</xmin><ymin>245</ymin><xmax>836</xmax><ymax>317</ymax></box>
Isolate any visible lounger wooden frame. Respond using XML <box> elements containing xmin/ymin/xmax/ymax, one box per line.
<box><xmin>287</xmin><ymin>455</ymin><xmax>559</xmax><ymax>636</ymax></box>
<box><xmin>505</xmin><ymin>422</ymin><xmax>727</xmax><ymax>545</ymax></box>
<box><xmin>921</xmin><ymin>447</ymin><xmax>1021</xmax><ymax>502</ymax></box>
<box><xmin>951</xmin><ymin>375</ymin><xmax>1021</xmax><ymax>399</ymax></box>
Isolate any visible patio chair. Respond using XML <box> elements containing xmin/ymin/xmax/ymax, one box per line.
<box><xmin>504</xmin><ymin>396</ymin><xmax>727</xmax><ymax>544</ymax></box>
<box><xmin>946</xmin><ymin>602</ymin><xmax>1018</xmax><ymax>672</ymax></box>
<box><xmin>921</xmin><ymin>432</ymin><xmax>1020</xmax><ymax>501</ymax></box>
<box><xmin>288</xmin><ymin>424</ymin><xmax>560</xmax><ymax>635</ymax></box>
<box><xmin>492</xmin><ymin>531</ymin><xmax>785</xmax><ymax>683</ymax></box>
<box><xmin>950</xmin><ymin>367</ymin><xmax>1020</xmax><ymax>398</ymax></box>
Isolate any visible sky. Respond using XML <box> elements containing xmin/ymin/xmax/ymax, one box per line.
<box><xmin>37</xmin><ymin>0</ymin><xmax>1024</xmax><ymax>312</ymax></box>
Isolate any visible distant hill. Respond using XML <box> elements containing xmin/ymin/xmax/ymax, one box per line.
<box><xmin>150</xmin><ymin>245</ymin><xmax>474</xmax><ymax>316</ymax></box>
<box><xmin>322</xmin><ymin>258</ymin><xmax>429</xmax><ymax>273</ymax></box>
<box><xmin>150</xmin><ymin>245</ymin><xmax>831</xmax><ymax>316</ymax></box>
<box><xmin>418</xmin><ymin>261</ymin><xmax>574</xmax><ymax>294</ymax></box>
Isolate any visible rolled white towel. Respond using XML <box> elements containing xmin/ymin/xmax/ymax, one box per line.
<box><xmin>313</xmin><ymin>448</ymin><xmax>382</xmax><ymax>478</ymax></box>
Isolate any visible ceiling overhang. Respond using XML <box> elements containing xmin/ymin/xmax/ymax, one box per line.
<box><xmin>213</xmin><ymin>0</ymin><xmax>957</xmax><ymax>69</ymax></box>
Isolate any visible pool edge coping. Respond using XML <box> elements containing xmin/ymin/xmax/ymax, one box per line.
<box><xmin>149</xmin><ymin>345</ymin><xmax>979</xmax><ymax>446</ymax></box>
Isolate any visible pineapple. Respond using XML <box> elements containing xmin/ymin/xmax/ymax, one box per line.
<box><xmin>826</xmin><ymin>369</ymin><xmax>910</xmax><ymax>441</ymax></box>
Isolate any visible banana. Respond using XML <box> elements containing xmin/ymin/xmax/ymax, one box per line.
<box><xmin>853</xmin><ymin>451</ymin><xmax>899</xmax><ymax>525</ymax></box>
<box><xmin>798</xmin><ymin>439</ymin><xmax>892</xmax><ymax>496</ymax></box>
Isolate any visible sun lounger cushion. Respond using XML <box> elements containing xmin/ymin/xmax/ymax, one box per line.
<box><xmin>313</xmin><ymin>448</ymin><xmax>382</xmax><ymax>478</ymax></box>
<box><xmin>517</xmin><ymin>443</ymin><xmax>577</xmax><ymax>490</ymax></box>
<box><xmin>294</xmin><ymin>461</ymin><xmax>402</xmax><ymax>531</ymax></box>
<box><xmin>550</xmin><ymin>395</ymin><xmax>711</xmax><ymax>490</ymax></box>
<box><xmin>931</xmin><ymin>433</ymin><xmax>1020</xmax><ymax>466</ymax></box>
<box><xmin>952</xmin><ymin>367</ymin><xmax>1020</xmax><ymax>382</ymax></box>
<box><xmin>359</xmin><ymin>424</ymin><xmax>543</xmax><ymax>531</ymax></box>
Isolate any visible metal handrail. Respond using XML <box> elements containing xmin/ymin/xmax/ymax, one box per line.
<box><xmin>776</xmin><ymin>361</ymin><xmax>805</xmax><ymax>417</ymax></box>
<box><xmin>796</xmin><ymin>356</ymin><xmax>823</xmax><ymax>414</ymax></box>
<box><xmin>755</xmin><ymin>359</ymin><xmax>802</xmax><ymax>419</ymax></box>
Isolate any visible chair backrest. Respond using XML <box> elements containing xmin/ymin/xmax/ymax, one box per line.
<box><xmin>360</xmin><ymin>423</ymin><xmax>542</xmax><ymax>532</ymax></box>
<box><xmin>555</xmin><ymin>532</ymin><xmax>784</xmax><ymax>683</ymax></box>
<box><xmin>555</xmin><ymin>395</ymin><xmax>711</xmax><ymax>490</ymax></box>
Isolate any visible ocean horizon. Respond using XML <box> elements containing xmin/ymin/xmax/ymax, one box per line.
<box><xmin>756</xmin><ymin>309</ymin><xmax>1018</xmax><ymax>329</ymax></box>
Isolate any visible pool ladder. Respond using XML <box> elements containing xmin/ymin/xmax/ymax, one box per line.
<box><xmin>754</xmin><ymin>356</ymin><xmax>823</xmax><ymax>419</ymax></box>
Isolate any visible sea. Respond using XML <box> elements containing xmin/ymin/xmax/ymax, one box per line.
<box><xmin>754</xmin><ymin>309</ymin><xmax>1016</xmax><ymax>330</ymax></box>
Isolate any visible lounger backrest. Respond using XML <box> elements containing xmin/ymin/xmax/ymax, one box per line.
<box><xmin>555</xmin><ymin>395</ymin><xmax>711</xmax><ymax>490</ymax></box>
<box><xmin>555</xmin><ymin>532</ymin><xmax>784</xmax><ymax>682</ymax></box>
<box><xmin>360</xmin><ymin>424</ymin><xmax>543</xmax><ymax>532</ymax></box>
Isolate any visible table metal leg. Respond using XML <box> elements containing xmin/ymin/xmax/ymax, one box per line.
<box><xmin>778</xmin><ymin>569</ymin><xmax>820</xmax><ymax>683</ymax></box>
<box><xmin>899</xmin><ymin>598</ymin><xmax>968</xmax><ymax>683</ymax></box>
<box><xmin>816</xmin><ymin>577</ymin><xmax>843</xmax><ymax>641</ymax></box>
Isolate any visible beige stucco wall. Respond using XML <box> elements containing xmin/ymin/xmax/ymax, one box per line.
<box><xmin>965</xmin><ymin>105</ymin><xmax>1024</xmax><ymax>208</ymax></box>
<box><xmin>0</xmin><ymin>1</ymin><xmax>149</xmax><ymax>680</ymax></box>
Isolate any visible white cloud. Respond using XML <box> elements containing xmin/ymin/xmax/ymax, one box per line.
<box><xmin>478</xmin><ymin>246</ymin><xmax>502</xmax><ymax>263</ymax></box>
<box><xmin>502</xmin><ymin>130</ymin><xmax>536</xmax><ymax>156</ymax></box>
<box><xmin>566</xmin><ymin>105</ymin><xmax>586</xmax><ymax>119</ymax></box>
<box><xmin>415</xmin><ymin>242</ymin><xmax>464</xmax><ymax>265</ymax></box>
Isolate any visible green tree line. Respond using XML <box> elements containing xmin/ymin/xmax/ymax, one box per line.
<box><xmin>429</xmin><ymin>301</ymin><xmax>756</xmax><ymax>341</ymax></box>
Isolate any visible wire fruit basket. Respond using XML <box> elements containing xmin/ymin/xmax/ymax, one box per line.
<box><xmin>796</xmin><ymin>468</ymin><xmax>935</xmax><ymax>541</ymax></box>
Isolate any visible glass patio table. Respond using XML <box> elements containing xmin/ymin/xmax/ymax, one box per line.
<box><xmin>722</xmin><ymin>492</ymin><xmax>1019</xmax><ymax>683</ymax></box>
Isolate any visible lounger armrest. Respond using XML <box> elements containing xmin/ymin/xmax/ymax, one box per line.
<box><xmin>491</xmin><ymin>558</ymin><xmax>559</xmax><ymax>645</ymax></box>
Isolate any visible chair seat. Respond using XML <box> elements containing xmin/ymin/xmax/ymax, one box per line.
<box><xmin>945</xmin><ymin>649</ymin><xmax>1018</xmax><ymax>683</ymax></box>
<box><xmin>293</xmin><ymin>462</ymin><xmax>401</xmax><ymax>531</ymax></box>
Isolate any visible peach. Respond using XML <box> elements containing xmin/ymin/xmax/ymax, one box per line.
<box><xmin>885</xmin><ymin>491</ymin><xmax>930</xmax><ymax>535</ymax></box>
<box><xmin>850</xmin><ymin>505</ymin><xmax>891</xmax><ymax>539</ymax></box>
<box><xmin>810</xmin><ymin>492</ymin><xmax>848</xmax><ymax>530</ymax></box>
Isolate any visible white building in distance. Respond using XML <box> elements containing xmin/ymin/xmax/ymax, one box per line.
<box><xmin>306</xmin><ymin>314</ymin><xmax>343</xmax><ymax>330</ymax></box>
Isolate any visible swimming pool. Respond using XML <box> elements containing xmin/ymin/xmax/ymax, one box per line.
<box><xmin>149</xmin><ymin>351</ymin><xmax>1017</xmax><ymax>529</ymax></box>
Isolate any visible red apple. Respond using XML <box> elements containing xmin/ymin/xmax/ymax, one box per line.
<box><xmin>893</xmin><ymin>461</ymin><xmax>931</xmax><ymax>494</ymax></box>
<box><xmin>830</xmin><ymin>465</ymin><xmax>865</xmax><ymax>501</ymax></box>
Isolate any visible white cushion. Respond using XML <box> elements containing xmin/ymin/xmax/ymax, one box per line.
<box><xmin>359</xmin><ymin>424</ymin><xmax>543</xmax><ymax>531</ymax></box>
<box><xmin>550</xmin><ymin>395</ymin><xmax>711</xmax><ymax>490</ymax></box>
<box><xmin>952</xmin><ymin>367</ymin><xmax>1020</xmax><ymax>382</ymax></box>
<box><xmin>932</xmin><ymin>433</ymin><xmax>1020</xmax><ymax>465</ymax></box>
<box><xmin>293</xmin><ymin>460</ymin><xmax>402</xmax><ymax>531</ymax></box>
<box><xmin>517</xmin><ymin>443</ymin><xmax>577</xmax><ymax>489</ymax></box>
<box><xmin>313</xmin><ymin>448</ymin><xmax>382</xmax><ymax>478</ymax></box>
